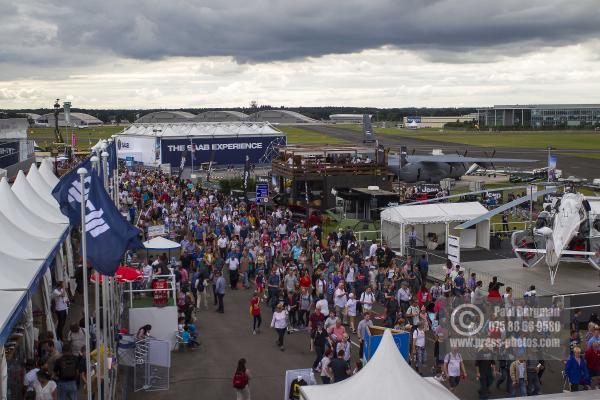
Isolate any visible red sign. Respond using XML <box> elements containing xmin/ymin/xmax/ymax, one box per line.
<box><xmin>152</xmin><ymin>279</ymin><xmax>169</xmax><ymax>306</ymax></box>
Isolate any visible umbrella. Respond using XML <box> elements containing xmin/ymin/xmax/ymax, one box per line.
<box><xmin>90</xmin><ymin>265</ymin><xmax>143</xmax><ymax>283</ymax></box>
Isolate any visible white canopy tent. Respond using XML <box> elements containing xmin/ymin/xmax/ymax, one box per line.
<box><xmin>143</xmin><ymin>237</ymin><xmax>181</xmax><ymax>251</ymax></box>
<box><xmin>381</xmin><ymin>202</ymin><xmax>490</xmax><ymax>256</ymax></box>
<box><xmin>39</xmin><ymin>159</ymin><xmax>60</xmax><ymax>188</ymax></box>
<box><xmin>300</xmin><ymin>329</ymin><xmax>458</xmax><ymax>400</ymax></box>
<box><xmin>0</xmin><ymin>178</ymin><xmax>64</xmax><ymax>238</ymax></box>
<box><xmin>26</xmin><ymin>164</ymin><xmax>57</xmax><ymax>207</ymax></box>
<box><xmin>12</xmin><ymin>171</ymin><xmax>68</xmax><ymax>224</ymax></box>
<box><xmin>0</xmin><ymin>164</ymin><xmax>71</xmax><ymax>353</ymax></box>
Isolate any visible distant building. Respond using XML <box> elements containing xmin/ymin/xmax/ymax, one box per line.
<box><xmin>192</xmin><ymin>111</ymin><xmax>248</xmax><ymax>122</ymax></box>
<box><xmin>477</xmin><ymin>104</ymin><xmax>600</xmax><ymax>127</ymax></box>
<box><xmin>329</xmin><ymin>114</ymin><xmax>371</xmax><ymax>124</ymax></box>
<box><xmin>248</xmin><ymin>110</ymin><xmax>318</xmax><ymax>124</ymax></box>
<box><xmin>402</xmin><ymin>115</ymin><xmax>475</xmax><ymax>129</ymax></box>
<box><xmin>0</xmin><ymin>118</ymin><xmax>35</xmax><ymax>178</ymax></box>
<box><xmin>135</xmin><ymin>111</ymin><xmax>195</xmax><ymax>123</ymax></box>
<box><xmin>36</xmin><ymin>112</ymin><xmax>103</xmax><ymax>127</ymax></box>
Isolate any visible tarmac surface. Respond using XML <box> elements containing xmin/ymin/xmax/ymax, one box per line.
<box><xmin>303</xmin><ymin>125</ymin><xmax>600</xmax><ymax>181</ymax></box>
<box><xmin>128</xmin><ymin>279</ymin><xmax>572</xmax><ymax>400</ymax></box>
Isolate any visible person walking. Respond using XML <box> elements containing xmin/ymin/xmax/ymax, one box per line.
<box><xmin>52</xmin><ymin>281</ymin><xmax>69</xmax><ymax>341</ymax></box>
<box><xmin>215</xmin><ymin>271</ymin><xmax>226</xmax><ymax>313</ymax></box>
<box><xmin>53</xmin><ymin>343</ymin><xmax>79</xmax><ymax>400</ymax></box>
<box><xmin>444</xmin><ymin>347</ymin><xmax>467</xmax><ymax>393</ymax></box>
<box><xmin>233</xmin><ymin>358</ymin><xmax>251</xmax><ymax>400</ymax></box>
<box><xmin>271</xmin><ymin>303</ymin><xmax>288</xmax><ymax>351</ymax></box>
<box><xmin>311</xmin><ymin>323</ymin><xmax>329</xmax><ymax>371</ymax></box>
<box><xmin>250</xmin><ymin>292</ymin><xmax>262</xmax><ymax>335</ymax></box>
<box><xmin>356</xmin><ymin>312</ymin><xmax>373</xmax><ymax>359</ymax></box>
<box><xmin>565</xmin><ymin>347</ymin><xmax>590</xmax><ymax>391</ymax></box>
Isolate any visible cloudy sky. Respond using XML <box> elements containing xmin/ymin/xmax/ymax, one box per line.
<box><xmin>1</xmin><ymin>0</ymin><xmax>600</xmax><ymax>109</ymax></box>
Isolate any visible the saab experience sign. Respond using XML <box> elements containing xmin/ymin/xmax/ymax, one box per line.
<box><xmin>160</xmin><ymin>136</ymin><xmax>285</xmax><ymax>166</ymax></box>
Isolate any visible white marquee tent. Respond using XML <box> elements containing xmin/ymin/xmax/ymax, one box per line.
<box><xmin>300</xmin><ymin>329</ymin><xmax>458</xmax><ymax>400</ymax></box>
<box><xmin>143</xmin><ymin>236</ymin><xmax>181</xmax><ymax>251</ymax></box>
<box><xmin>0</xmin><ymin>163</ymin><xmax>72</xmax><ymax>365</ymax></box>
<box><xmin>380</xmin><ymin>202</ymin><xmax>490</xmax><ymax>256</ymax></box>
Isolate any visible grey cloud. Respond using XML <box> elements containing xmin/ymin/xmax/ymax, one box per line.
<box><xmin>3</xmin><ymin>0</ymin><xmax>600</xmax><ymax>68</ymax></box>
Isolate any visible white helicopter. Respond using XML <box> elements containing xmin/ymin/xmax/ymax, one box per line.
<box><xmin>511</xmin><ymin>190</ymin><xmax>600</xmax><ymax>284</ymax></box>
<box><xmin>451</xmin><ymin>184</ymin><xmax>600</xmax><ymax>285</ymax></box>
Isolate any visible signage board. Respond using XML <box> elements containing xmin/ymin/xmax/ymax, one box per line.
<box><xmin>447</xmin><ymin>235</ymin><xmax>460</xmax><ymax>266</ymax></box>
<box><xmin>116</xmin><ymin>135</ymin><xmax>157</xmax><ymax>166</ymax></box>
<box><xmin>147</xmin><ymin>225</ymin><xmax>166</xmax><ymax>238</ymax></box>
<box><xmin>160</xmin><ymin>136</ymin><xmax>286</xmax><ymax>167</ymax></box>
<box><xmin>125</xmin><ymin>156</ymin><xmax>134</xmax><ymax>167</ymax></box>
<box><xmin>256</xmin><ymin>183</ymin><xmax>269</xmax><ymax>204</ymax></box>
<box><xmin>0</xmin><ymin>140</ymin><xmax>20</xmax><ymax>168</ymax></box>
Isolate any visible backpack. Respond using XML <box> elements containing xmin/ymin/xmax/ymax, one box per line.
<box><xmin>232</xmin><ymin>371</ymin><xmax>248</xmax><ymax>389</ymax></box>
<box><xmin>58</xmin><ymin>355</ymin><xmax>79</xmax><ymax>380</ymax></box>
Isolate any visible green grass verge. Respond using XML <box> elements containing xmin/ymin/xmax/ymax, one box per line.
<box><xmin>558</xmin><ymin>152</ymin><xmax>600</xmax><ymax>159</ymax></box>
<box><xmin>367</xmin><ymin>128</ymin><xmax>600</xmax><ymax>150</ymax></box>
<box><xmin>278</xmin><ymin>126</ymin><xmax>348</xmax><ymax>144</ymax></box>
<box><xmin>29</xmin><ymin>126</ymin><xmax>125</xmax><ymax>150</ymax></box>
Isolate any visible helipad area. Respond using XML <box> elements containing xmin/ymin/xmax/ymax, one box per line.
<box><xmin>115</xmin><ymin>122</ymin><xmax>287</xmax><ymax>167</ymax></box>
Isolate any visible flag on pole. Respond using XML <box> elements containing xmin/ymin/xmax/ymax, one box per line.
<box><xmin>242</xmin><ymin>154</ymin><xmax>250</xmax><ymax>195</ymax></box>
<box><xmin>107</xmin><ymin>140</ymin><xmax>117</xmax><ymax>177</ymax></box>
<box><xmin>52</xmin><ymin>157</ymin><xmax>93</xmax><ymax>225</ymax></box>
<box><xmin>53</xmin><ymin>163</ymin><xmax>142</xmax><ymax>275</ymax></box>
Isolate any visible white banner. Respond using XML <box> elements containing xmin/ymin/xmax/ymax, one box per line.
<box><xmin>447</xmin><ymin>235</ymin><xmax>460</xmax><ymax>266</ymax></box>
<box><xmin>148</xmin><ymin>225</ymin><xmax>166</xmax><ymax>238</ymax></box>
<box><xmin>116</xmin><ymin>135</ymin><xmax>157</xmax><ymax>166</ymax></box>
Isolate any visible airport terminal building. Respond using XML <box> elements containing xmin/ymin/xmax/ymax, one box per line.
<box><xmin>478</xmin><ymin>104</ymin><xmax>600</xmax><ymax>128</ymax></box>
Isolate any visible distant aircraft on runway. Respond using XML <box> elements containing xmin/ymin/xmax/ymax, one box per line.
<box><xmin>387</xmin><ymin>146</ymin><xmax>537</xmax><ymax>183</ymax></box>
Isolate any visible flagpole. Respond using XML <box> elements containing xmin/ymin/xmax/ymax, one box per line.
<box><xmin>78</xmin><ymin>167</ymin><xmax>93</xmax><ymax>400</ymax></box>
<box><xmin>90</xmin><ymin>155</ymin><xmax>103</xmax><ymax>399</ymax></box>
<box><xmin>101</xmin><ymin>150</ymin><xmax>111</xmax><ymax>397</ymax></box>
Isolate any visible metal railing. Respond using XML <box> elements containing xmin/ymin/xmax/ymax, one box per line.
<box><xmin>125</xmin><ymin>274</ymin><xmax>177</xmax><ymax>308</ymax></box>
<box><xmin>490</xmin><ymin>221</ymin><xmax>529</xmax><ymax>235</ymax></box>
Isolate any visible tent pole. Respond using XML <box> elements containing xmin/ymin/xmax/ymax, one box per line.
<box><xmin>78</xmin><ymin>168</ymin><xmax>93</xmax><ymax>400</ymax></box>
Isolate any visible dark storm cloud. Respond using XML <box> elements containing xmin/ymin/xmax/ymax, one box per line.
<box><xmin>4</xmin><ymin>0</ymin><xmax>600</xmax><ymax>66</ymax></box>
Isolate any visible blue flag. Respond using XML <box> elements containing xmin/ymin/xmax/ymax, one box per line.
<box><xmin>107</xmin><ymin>140</ymin><xmax>117</xmax><ymax>178</ymax></box>
<box><xmin>53</xmin><ymin>162</ymin><xmax>142</xmax><ymax>275</ymax></box>
<box><xmin>52</xmin><ymin>157</ymin><xmax>93</xmax><ymax>225</ymax></box>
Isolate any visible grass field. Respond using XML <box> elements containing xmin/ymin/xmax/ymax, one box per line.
<box><xmin>335</xmin><ymin>124</ymin><xmax>600</xmax><ymax>150</ymax></box>
<box><xmin>277</xmin><ymin>126</ymin><xmax>347</xmax><ymax>144</ymax></box>
<box><xmin>29</xmin><ymin>126</ymin><xmax>125</xmax><ymax>150</ymax></box>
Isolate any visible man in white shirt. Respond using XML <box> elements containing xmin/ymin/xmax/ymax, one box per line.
<box><xmin>217</xmin><ymin>234</ymin><xmax>229</xmax><ymax>259</ymax></box>
<box><xmin>360</xmin><ymin>287</ymin><xmax>375</xmax><ymax>312</ymax></box>
<box><xmin>52</xmin><ymin>281</ymin><xmax>69</xmax><ymax>340</ymax></box>
<box><xmin>316</xmin><ymin>295</ymin><xmax>329</xmax><ymax>317</ymax></box>
<box><xmin>226</xmin><ymin>255</ymin><xmax>240</xmax><ymax>290</ymax></box>
<box><xmin>412</xmin><ymin>322</ymin><xmax>427</xmax><ymax>373</ymax></box>
<box><xmin>333</xmin><ymin>283</ymin><xmax>347</xmax><ymax>324</ymax></box>
<box><xmin>369</xmin><ymin>240</ymin><xmax>378</xmax><ymax>258</ymax></box>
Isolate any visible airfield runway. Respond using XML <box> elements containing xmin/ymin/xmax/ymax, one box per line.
<box><xmin>303</xmin><ymin>125</ymin><xmax>600</xmax><ymax>181</ymax></box>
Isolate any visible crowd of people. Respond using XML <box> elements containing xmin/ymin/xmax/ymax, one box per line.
<box><xmin>112</xmin><ymin>166</ymin><xmax>600</xmax><ymax>400</ymax></box>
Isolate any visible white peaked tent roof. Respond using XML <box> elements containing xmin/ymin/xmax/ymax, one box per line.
<box><xmin>0</xmin><ymin>251</ymin><xmax>43</xmax><ymax>290</ymax></box>
<box><xmin>0</xmin><ymin>290</ymin><xmax>28</xmax><ymax>339</ymax></box>
<box><xmin>12</xmin><ymin>171</ymin><xmax>68</xmax><ymax>224</ymax></box>
<box><xmin>143</xmin><ymin>236</ymin><xmax>181</xmax><ymax>250</ymax></box>
<box><xmin>381</xmin><ymin>202</ymin><xmax>488</xmax><ymax>224</ymax></box>
<box><xmin>39</xmin><ymin>159</ymin><xmax>60</xmax><ymax>189</ymax></box>
<box><xmin>27</xmin><ymin>164</ymin><xmax>58</xmax><ymax>208</ymax></box>
<box><xmin>0</xmin><ymin>205</ymin><xmax>56</xmax><ymax>259</ymax></box>
<box><xmin>300</xmin><ymin>330</ymin><xmax>459</xmax><ymax>400</ymax></box>
<box><xmin>0</xmin><ymin>178</ymin><xmax>64</xmax><ymax>238</ymax></box>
